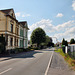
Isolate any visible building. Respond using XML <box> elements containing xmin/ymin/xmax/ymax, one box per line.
<box><xmin>19</xmin><ymin>21</ymin><xmax>29</xmax><ymax>48</ymax></box>
<box><xmin>0</xmin><ymin>8</ymin><xmax>29</xmax><ymax>51</ymax></box>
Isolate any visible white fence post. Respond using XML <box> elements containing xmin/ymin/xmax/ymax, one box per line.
<box><xmin>65</xmin><ymin>46</ymin><xmax>68</xmax><ymax>53</ymax></box>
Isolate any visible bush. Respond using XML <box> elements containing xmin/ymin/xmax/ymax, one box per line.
<box><xmin>10</xmin><ymin>47</ymin><xmax>39</xmax><ymax>54</ymax></box>
<box><xmin>62</xmin><ymin>47</ymin><xmax>65</xmax><ymax>53</ymax></box>
<box><xmin>28</xmin><ymin>46</ymin><xmax>33</xmax><ymax>49</ymax></box>
<box><xmin>15</xmin><ymin>48</ymin><xmax>19</xmax><ymax>53</ymax></box>
<box><xmin>18</xmin><ymin>48</ymin><xmax>23</xmax><ymax>52</ymax></box>
<box><xmin>30</xmin><ymin>49</ymin><xmax>34</xmax><ymax>50</ymax></box>
<box><xmin>34</xmin><ymin>47</ymin><xmax>39</xmax><ymax>50</ymax></box>
<box><xmin>25</xmin><ymin>46</ymin><xmax>37</xmax><ymax>51</ymax></box>
<box><xmin>22</xmin><ymin>48</ymin><xmax>26</xmax><ymax>52</ymax></box>
<box><xmin>0</xmin><ymin>43</ymin><xmax>5</xmax><ymax>53</ymax></box>
<box><xmin>27</xmin><ymin>46</ymin><xmax>39</xmax><ymax>50</ymax></box>
<box><xmin>23</xmin><ymin>48</ymin><xmax>29</xmax><ymax>52</ymax></box>
<box><xmin>13</xmin><ymin>48</ymin><xmax>24</xmax><ymax>53</ymax></box>
<box><xmin>0</xmin><ymin>49</ymin><xmax>1</xmax><ymax>53</ymax></box>
<box><xmin>71</xmin><ymin>60</ymin><xmax>75</xmax><ymax>66</ymax></box>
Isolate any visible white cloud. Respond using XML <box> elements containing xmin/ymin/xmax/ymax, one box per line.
<box><xmin>29</xmin><ymin>19</ymin><xmax>55</xmax><ymax>33</ymax></box>
<box><xmin>56</xmin><ymin>13</ymin><xmax>63</xmax><ymax>17</ymax></box>
<box><xmin>72</xmin><ymin>15</ymin><xmax>75</xmax><ymax>17</ymax></box>
<box><xmin>56</xmin><ymin>20</ymin><xmax>75</xmax><ymax>31</ymax></box>
<box><xmin>22</xmin><ymin>14</ymin><xmax>31</xmax><ymax>17</ymax></box>
<box><xmin>15</xmin><ymin>12</ymin><xmax>21</xmax><ymax>17</ymax></box>
<box><xmin>28</xmin><ymin>19</ymin><xmax>75</xmax><ymax>43</ymax></box>
<box><xmin>15</xmin><ymin>12</ymin><xmax>31</xmax><ymax>18</ymax></box>
<box><xmin>72</xmin><ymin>0</ymin><xmax>75</xmax><ymax>11</ymax></box>
<box><xmin>53</xmin><ymin>23</ymin><xmax>75</xmax><ymax>42</ymax></box>
<box><xmin>54</xmin><ymin>27</ymin><xmax>75</xmax><ymax>42</ymax></box>
<box><xmin>28</xmin><ymin>19</ymin><xmax>55</xmax><ymax>40</ymax></box>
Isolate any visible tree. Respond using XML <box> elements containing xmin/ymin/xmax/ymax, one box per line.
<box><xmin>47</xmin><ymin>37</ymin><xmax>54</xmax><ymax>47</ymax></box>
<box><xmin>62</xmin><ymin>38</ymin><xmax>65</xmax><ymax>45</ymax></box>
<box><xmin>45</xmin><ymin>35</ymin><xmax>50</xmax><ymax>46</ymax></box>
<box><xmin>40</xmin><ymin>36</ymin><xmax>53</xmax><ymax>48</ymax></box>
<box><xmin>70</xmin><ymin>38</ymin><xmax>75</xmax><ymax>44</ymax></box>
<box><xmin>65</xmin><ymin>41</ymin><xmax>68</xmax><ymax>46</ymax></box>
<box><xmin>62</xmin><ymin>38</ymin><xmax>68</xmax><ymax>46</ymax></box>
<box><xmin>50</xmin><ymin>37</ymin><xmax>52</xmax><ymax>43</ymax></box>
<box><xmin>31</xmin><ymin>27</ymin><xmax>46</xmax><ymax>47</ymax></box>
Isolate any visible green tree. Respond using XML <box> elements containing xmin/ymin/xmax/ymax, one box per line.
<box><xmin>62</xmin><ymin>38</ymin><xmax>65</xmax><ymax>45</ymax></box>
<box><xmin>70</xmin><ymin>38</ymin><xmax>75</xmax><ymax>44</ymax></box>
<box><xmin>47</xmin><ymin>37</ymin><xmax>54</xmax><ymax>47</ymax></box>
<box><xmin>65</xmin><ymin>41</ymin><xmax>68</xmax><ymax>46</ymax></box>
<box><xmin>62</xmin><ymin>38</ymin><xmax>68</xmax><ymax>46</ymax></box>
<box><xmin>45</xmin><ymin>35</ymin><xmax>50</xmax><ymax>45</ymax></box>
<box><xmin>31</xmin><ymin>27</ymin><xmax>46</xmax><ymax>47</ymax></box>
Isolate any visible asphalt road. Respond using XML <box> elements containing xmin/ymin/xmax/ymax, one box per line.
<box><xmin>0</xmin><ymin>48</ymin><xmax>54</xmax><ymax>75</ymax></box>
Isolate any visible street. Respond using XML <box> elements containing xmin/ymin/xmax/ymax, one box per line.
<box><xmin>0</xmin><ymin>48</ymin><xmax>54</xmax><ymax>75</ymax></box>
<box><xmin>0</xmin><ymin>48</ymin><xmax>75</xmax><ymax>75</ymax></box>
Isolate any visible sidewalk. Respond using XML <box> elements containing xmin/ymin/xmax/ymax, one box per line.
<box><xmin>0</xmin><ymin>57</ymin><xmax>12</xmax><ymax>61</ymax></box>
<box><xmin>48</xmin><ymin>52</ymin><xmax>75</xmax><ymax>75</ymax></box>
<box><xmin>0</xmin><ymin>50</ymin><xmax>35</xmax><ymax>62</ymax></box>
<box><xmin>0</xmin><ymin>52</ymin><xmax>23</xmax><ymax>61</ymax></box>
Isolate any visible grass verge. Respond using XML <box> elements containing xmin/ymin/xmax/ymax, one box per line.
<box><xmin>55</xmin><ymin>48</ymin><xmax>75</xmax><ymax>70</ymax></box>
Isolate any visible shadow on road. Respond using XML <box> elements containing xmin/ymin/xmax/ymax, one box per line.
<box><xmin>41</xmin><ymin>49</ymin><xmax>54</xmax><ymax>51</ymax></box>
<box><xmin>0</xmin><ymin>50</ymin><xmax>43</xmax><ymax>61</ymax></box>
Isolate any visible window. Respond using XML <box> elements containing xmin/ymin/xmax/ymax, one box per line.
<box><xmin>11</xmin><ymin>24</ymin><xmax>13</xmax><ymax>33</ymax></box>
<box><xmin>25</xmin><ymin>31</ymin><xmax>27</xmax><ymax>38</ymax></box>
<box><xmin>20</xmin><ymin>29</ymin><xmax>23</xmax><ymax>37</ymax></box>
<box><xmin>17</xmin><ymin>39</ymin><xmax>18</xmax><ymax>46</ymax></box>
<box><xmin>11</xmin><ymin>13</ymin><xmax>13</xmax><ymax>17</ymax></box>
<box><xmin>10</xmin><ymin>38</ymin><xmax>13</xmax><ymax>46</ymax></box>
<box><xmin>16</xmin><ymin>28</ymin><xmax>18</xmax><ymax>35</ymax></box>
<box><xmin>14</xmin><ymin>37</ymin><xmax>16</xmax><ymax>46</ymax></box>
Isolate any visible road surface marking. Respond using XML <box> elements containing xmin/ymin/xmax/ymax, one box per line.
<box><xmin>45</xmin><ymin>51</ymin><xmax>54</xmax><ymax>75</ymax></box>
<box><xmin>0</xmin><ymin>68</ymin><xmax>12</xmax><ymax>75</ymax></box>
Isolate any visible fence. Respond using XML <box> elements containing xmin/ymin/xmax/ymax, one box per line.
<box><xmin>67</xmin><ymin>46</ymin><xmax>75</xmax><ymax>59</ymax></box>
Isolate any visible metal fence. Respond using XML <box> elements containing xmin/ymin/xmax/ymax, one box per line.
<box><xmin>67</xmin><ymin>46</ymin><xmax>75</xmax><ymax>59</ymax></box>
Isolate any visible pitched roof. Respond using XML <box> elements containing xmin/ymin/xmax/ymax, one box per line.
<box><xmin>19</xmin><ymin>21</ymin><xmax>29</xmax><ymax>30</ymax></box>
<box><xmin>0</xmin><ymin>8</ymin><xmax>13</xmax><ymax>14</ymax></box>
<box><xmin>0</xmin><ymin>8</ymin><xmax>29</xmax><ymax>30</ymax></box>
<box><xmin>19</xmin><ymin>21</ymin><xmax>27</xmax><ymax>25</ymax></box>
<box><xmin>6</xmin><ymin>14</ymin><xmax>18</xmax><ymax>22</ymax></box>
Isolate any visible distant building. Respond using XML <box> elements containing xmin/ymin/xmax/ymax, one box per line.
<box><xmin>0</xmin><ymin>8</ymin><xmax>29</xmax><ymax>50</ymax></box>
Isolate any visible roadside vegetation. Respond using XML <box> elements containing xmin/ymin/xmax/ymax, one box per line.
<box><xmin>30</xmin><ymin>27</ymin><xmax>54</xmax><ymax>49</ymax></box>
<box><xmin>55</xmin><ymin>48</ymin><xmax>75</xmax><ymax>70</ymax></box>
<box><xmin>8</xmin><ymin>47</ymin><xmax>39</xmax><ymax>54</ymax></box>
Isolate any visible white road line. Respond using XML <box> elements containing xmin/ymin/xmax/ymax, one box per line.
<box><xmin>45</xmin><ymin>51</ymin><xmax>54</xmax><ymax>75</ymax></box>
<box><xmin>0</xmin><ymin>68</ymin><xmax>12</xmax><ymax>75</ymax></box>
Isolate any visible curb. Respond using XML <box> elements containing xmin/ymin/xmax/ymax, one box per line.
<box><xmin>0</xmin><ymin>57</ymin><xmax>12</xmax><ymax>62</ymax></box>
<box><xmin>45</xmin><ymin>51</ymin><xmax>54</xmax><ymax>75</ymax></box>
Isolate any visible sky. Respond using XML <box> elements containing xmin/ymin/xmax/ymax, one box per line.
<box><xmin>0</xmin><ymin>0</ymin><xmax>75</xmax><ymax>43</ymax></box>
